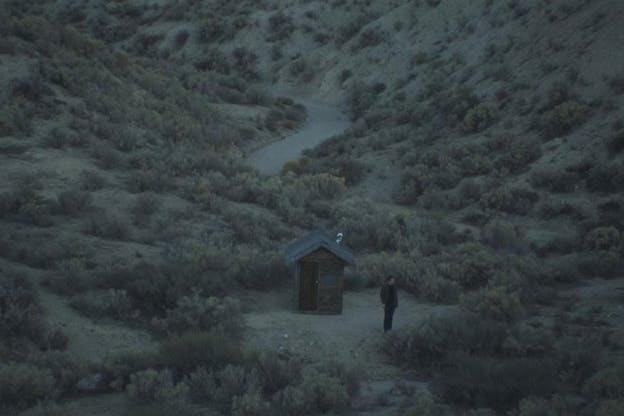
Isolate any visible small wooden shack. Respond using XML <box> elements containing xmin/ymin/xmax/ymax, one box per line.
<box><xmin>284</xmin><ymin>230</ymin><xmax>355</xmax><ymax>314</ymax></box>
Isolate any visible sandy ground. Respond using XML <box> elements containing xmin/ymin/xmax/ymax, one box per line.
<box><xmin>244</xmin><ymin>99</ymin><xmax>351</xmax><ymax>175</ymax></box>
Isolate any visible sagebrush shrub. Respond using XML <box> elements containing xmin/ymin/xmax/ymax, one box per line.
<box><xmin>267</xmin><ymin>11</ymin><xmax>294</xmax><ymax>41</ymax></box>
<box><xmin>530</xmin><ymin>169</ymin><xmax>579</xmax><ymax>193</ymax></box>
<box><xmin>480</xmin><ymin>186</ymin><xmax>538</xmax><ymax>215</ymax></box>
<box><xmin>160</xmin><ymin>331</ymin><xmax>244</xmax><ymax>376</ymax></box>
<box><xmin>540</xmin><ymin>100</ymin><xmax>587</xmax><ymax>138</ymax></box>
<box><xmin>460</xmin><ymin>286</ymin><xmax>524</xmax><ymax>322</ymax></box>
<box><xmin>354</xmin><ymin>27</ymin><xmax>386</xmax><ymax>49</ymax></box>
<box><xmin>433</xmin><ymin>352</ymin><xmax>558</xmax><ymax>410</ymax></box>
<box><xmin>442</xmin><ymin>243</ymin><xmax>497</xmax><ymax>289</ymax></box>
<box><xmin>0</xmin><ymin>274</ymin><xmax>46</xmax><ymax>348</ymax></box>
<box><xmin>25</xmin><ymin>350</ymin><xmax>83</xmax><ymax>396</ymax></box>
<box><xmin>586</xmin><ymin>162</ymin><xmax>624</xmax><ymax>193</ymax></box>
<box><xmin>583</xmin><ymin>363</ymin><xmax>624</xmax><ymax>400</ymax></box>
<box><xmin>255</xmin><ymin>351</ymin><xmax>302</xmax><ymax>396</ymax></box>
<box><xmin>127</xmin><ymin>369</ymin><xmax>188</xmax><ymax>406</ymax></box>
<box><xmin>576</xmin><ymin>250</ymin><xmax>622</xmax><ymax>278</ymax></box>
<box><xmin>516</xmin><ymin>395</ymin><xmax>570</xmax><ymax>416</ymax></box>
<box><xmin>493</xmin><ymin>138</ymin><xmax>542</xmax><ymax>174</ymax></box>
<box><xmin>394</xmin><ymin>166</ymin><xmax>427</xmax><ymax>204</ymax></box>
<box><xmin>583</xmin><ymin>226</ymin><xmax>620</xmax><ymax>251</ymax></box>
<box><xmin>481</xmin><ymin>218</ymin><xmax>524</xmax><ymax>251</ymax></box>
<box><xmin>0</xmin><ymin>363</ymin><xmax>56</xmax><ymax>408</ymax></box>
<box><xmin>55</xmin><ymin>189</ymin><xmax>91</xmax><ymax>216</ymax></box>
<box><xmin>463</xmin><ymin>104</ymin><xmax>495</xmax><ymax>133</ymax></box>
<box><xmin>157</xmin><ymin>293</ymin><xmax>243</xmax><ymax>338</ymax></box>
<box><xmin>69</xmin><ymin>289</ymin><xmax>132</xmax><ymax>320</ymax></box>
<box><xmin>595</xmin><ymin>400</ymin><xmax>624</xmax><ymax>416</ymax></box>
<box><xmin>85</xmin><ymin>213</ymin><xmax>130</xmax><ymax>240</ymax></box>
<box><xmin>16</xmin><ymin>402</ymin><xmax>78</xmax><ymax>416</ymax></box>
<box><xmin>80</xmin><ymin>170</ymin><xmax>106</xmax><ymax>191</ymax></box>
<box><xmin>102</xmin><ymin>348</ymin><xmax>158</xmax><ymax>391</ymax></box>
<box><xmin>607</xmin><ymin>129</ymin><xmax>624</xmax><ymax>154</ymax></box>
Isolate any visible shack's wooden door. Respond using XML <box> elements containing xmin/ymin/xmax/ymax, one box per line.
<box><xmin>299</xmin><ymin>261</ymin><xmax>319</xmax><ymax>311</ymax></box>
<box><xmin>317</xmin><ymin>262</ymin><xmax>343</xmax><ymax>314</ymax></box>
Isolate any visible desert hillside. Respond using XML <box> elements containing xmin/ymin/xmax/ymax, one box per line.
<box><xmin>1</xmin><ymin>0</ymin><xmax>624</xmax><ymax>415</ymax></box>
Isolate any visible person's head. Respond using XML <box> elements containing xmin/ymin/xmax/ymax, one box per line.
<box><xmin>385</xmin><ymin>276</ymin><xmax>395</xmax><ymax>285</ymax></box>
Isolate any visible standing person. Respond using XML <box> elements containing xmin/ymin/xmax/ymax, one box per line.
<box><xmin>380</xmin><ymin>276</ymin><xmax>398</xmax><ymax>333</ymax></box>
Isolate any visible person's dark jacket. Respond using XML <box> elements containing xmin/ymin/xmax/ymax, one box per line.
<box><xmin>380</xmin><ymin>284</ymin><xmax>398</xmax><ymax>309</ymax></box>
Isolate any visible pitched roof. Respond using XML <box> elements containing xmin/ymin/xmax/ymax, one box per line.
<box><xmin>284</xmin><ymin>230</ymin><xmax>355</xmax><ymax>266</ymax></box>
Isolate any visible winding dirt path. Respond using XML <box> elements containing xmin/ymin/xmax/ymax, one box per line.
<box><xmin>245</xmin><ymin>99</ymin><xmax>350</xmax><ymax>174</ymax></box>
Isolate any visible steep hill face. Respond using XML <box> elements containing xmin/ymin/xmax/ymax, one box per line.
<box><xmin>1</xmin><ymin>0</ymin><xmax>624</xmax><ymax>415</ymax></box>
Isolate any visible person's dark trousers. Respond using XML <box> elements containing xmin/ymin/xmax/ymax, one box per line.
<box><xmin>384</xmin><ymin>307</ymin><xmax>395</xmax><ymax>332</ymax></box>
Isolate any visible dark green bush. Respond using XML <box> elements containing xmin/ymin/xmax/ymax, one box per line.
<box><xmin>540</xmin><ymin>100</ymin><xmax>587</xmax><ymax>138</ymax></box>
<box><xmin>516</xmin><ymin>395</ymin><xmax>571</xmax><ymax>416</ymax></box>
<box><xmin>348</xmin><ymin>81</ymin><xmax>379</xmax><ymax>119</ymax></box>
<box><xmin>100</xmin><ymin>262</ymin><xmax>220</xmax><ymax>318</ymax></box>
<box><xmin>480</xmin><ymin>186</ymin><xmax>539</xmax><ymax>215</ymax></box>
<box><xmin>131</xmin><ymin>193</ymin><xmax>159</xmax><ymax>226</ymax></box>
<box><xmin>102</xmin><ymin>348</ymin><xmax>159</xmax><ymax>391</ymax></box>
<box><xmin>493</xmin><ymin>138</ymin><xmax>542</xmax><ymax>174</ymax></box>
<box><xmin>576</xmin><ymin>250</ymin><xmax>622</xmax><ymax>278</ymax></box>
<box><xmin>596</xmin><ymin>400</ymin><xmax>624</xmax><ymax>416</ymax></box>
<box><xmin>127</xmin><ymin>169</ymin><xmax>171</xmax><ymax>193</ymax></box>
<box><xmin>0</xmin><ymin>363</ymin><xmax>56</xmax><ymax>408</ymax></box>
<box><xmin>443</xmin><ymin>243</ymin><xmax>497</xmax><ymax>289</ymax></box>
<box><xmin>583</xmin><ymin>363</ymin><xmax>624</xmax><ymax>400</ymax></box>
<box><xmin>460</xmin><ymin>286</ymin><xmax>524</xmax><ymax>322</ymax></box>
<box><xmin>463</xmin><ymin>104</ymin><xmax>495</xmax><ymax>133</ymax></box>
<box><xmin>25</xmin><ymin>350</ymin><xmax>83</xmax><ymax>396</ymax></box>
<box><xmin>160</xmin><ymin>331</ymin><xmax>244</xmax><ymax>376</ymax></box>
<box><xmin>80</xmin><ymin>170</ymin><xmax>106</xmax><ymax>191</ymax></box>
<box><xmin>530</xmin><ymin>169</ymin><xmax>579</xmax><ymax>192</ymax></box>
<box><xmin>267</xmin><ymin>11</ymin><xmax>294</xmax><ymax>41</ymax></box>
<box><xmin>384</xmin><ymin>313</ymin><xmax>507</xmax><ymax>371</ymax></box>
<box><xmin>586</xmin><ymin>162</ymin><xmax>624</xmax><ymax>193</ymax></box>
<box><xmin>42</xmin><ymin>127</ymin><xmax>86</xmax><ymax>148</ymax></box>
<box><xmin>433</xmin><ymin>352</ymin><xmax>558</xmax><ymax>411</ymax></box>
<box><xmin>55</xmin><ymin>189</ymin><xmax>91</xmax><ymax>216</ymax></box>
<box><xmin>481</xmin><ymin>218</ymin><xmax>525</xmax><ymax>251</ymax></box>
<box><xmin>583</xmin><ymin>226</ymin><xmax>620</xmax><ymax>251</ymax></box>
<box><xmin>84</xmin><ymin>213</ymin><xmax>130</xmax><ymax>240</ymax></box>
<box><xmin>231</xmin><ymin>47</ymin><xmax>259</xmax><ymax>80</ymax></box>
<box><xmin>394</xmin><ymin>166</ymin><xmax>426</xmax><ymax>204</ymax></box>
<box><xmin>155</xmin><ymin>293</ymin><xmax>243</xmax><ymax>338</ymax></box>
<box><xmin>127</xmin><ymin>369</ymin><xmax>188</xmax><ymax>407</ymax></box>
<box><xmin>354</xmin><ymin>27</ymin><xmax>386</xmax><ymax>49</ymax></box>
<box><xmin>69</xmin><ymin>289</ymin><xmax>132</xmax><ymax>321</ymax></box>
<box><xmin>607</xmin><ymin>129</ymin><xmax>624</xmax><ymax>154</ymax></box>
<box><xmin>0</xmin><ymin>274</ymin><xmax>46</xmax><ymax>350</ymax></box>
<box><xmin>16</xmin><ymin>402</ymin><xmax>78</xmax><ymax>416</ymax></box>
